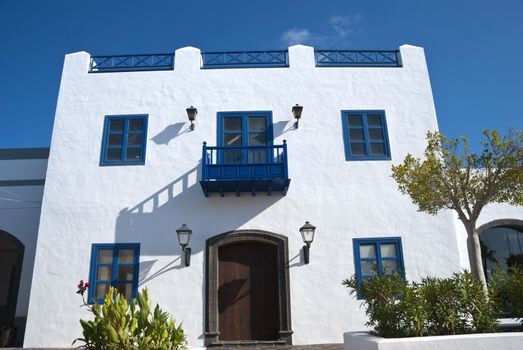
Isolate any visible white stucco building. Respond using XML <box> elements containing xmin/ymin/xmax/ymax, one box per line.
<box><xmin>1</xmin><ymin>44</ymin><xmax>521</xmax><ymax>348</ymax></box>
<box><xmin>0</xmin><ymin>148</ymin><xmax>48</xmax><ymax>345</ymax></box>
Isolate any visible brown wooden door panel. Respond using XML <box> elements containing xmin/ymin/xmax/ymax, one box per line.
<box><xmin>218</xmin><ymin>242</ymin><xmax>279</xmax><ymax>341</ymax></box>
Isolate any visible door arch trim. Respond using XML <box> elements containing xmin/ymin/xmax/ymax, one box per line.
<box><xmin>204</xmin><ymin>229</ymin><xmax>292</xmax><ymax>346</ymax></box>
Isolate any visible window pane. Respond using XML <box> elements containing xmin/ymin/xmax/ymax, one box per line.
<box><xmin>224</xmin><ymin>117</ymin><xmax>242</xmax><ymax>131</ymax></box>
<box><xmin>109</xmin><ymin>134</ymin><xmax>123</xmax><ymax>146</ymax></box>
<box><xmin>350</xmin><ymin>143</ymin><xmax>366</xmax><ymax>156</ymax></box>
<box><xmin>118</xmin><ymin>266</ymin><xmax>134</xmax><ymax>281</ymax></box>
<box><xmin>361</xmin><ymin>261</ymin><xmax>377</xmax><ymax>276</ymax></box>
<box><xmin>349</xmin><ymin>129</ymin><xmax>364</xmax><ymax>141</ymax></box>
<box><xmin>380</xmin><ymin>244</ymin><xmax>397</xmax><ymax>258</ymax></box>
<box><xmin>118</xmin><ymin>249</ymin><xmax>135</xmax><ymax>264</ymax></box>
<box><xmin>367</xmin><ymin>114</ymin><xmax>383</xmax><ymax>126</ymax></box>
<box><xmin>249</xmin><ymin>117</ymin><xmax>267</xmax><ymax>131</ymax></box>
<box><xmin>224</xmin><ymin>134</ymin><xmax>242</xmax><ymax>146</ymax></box>
<box><xmin>125</xmin><ymin>148</ymin><xmax>142</xmax><ymax>160</ymax></box>
<box><xmin>348</xmin><ymin>115</ymin><xmax>362</xmax><ymax>127</ymax></box>
<box><xmin>95</xmin><ymin>283</ymin><xmax>111</xmax><ymax>299</ymax></box>
<box><xmin>382</xmin><ymin>260</ymin><xmax>399</xmax><ymax>274</ymax></box>
<box><xmin>370</xmin><ymin>143</ymin><xmax>386</xmax><ymax>155</ymax></box>
<box><xmin>127</xmin><ymin>134</ymin><xmax>142</xmax><ymax>146</ymax></box>
<box><xmin>249</xmin><ymin>133</ymin><xmax>267</xmax><ymax>146</ymax></box>
<box><xmin>116</xmin><ymin>284</ymin><xmax>133</xmax><ymax>299</ymax></box>
<box><xmin>360</xmin><ymin>245</ymin><xmax>376</xmax><ymax>258</ymax></box>
<box><xmin>480</xmin><ymin>226</ymin><xmax>523</xmax><ymax>277</ymax></box>
<box><xmin>96</xmin><ymin>266</ymin><xmax>112</xmax><ymax>281</ymax></box>
<box><xmin>97</xmin><ymin>249</ymin><xmax>113</xmax><ymax>264</ymax></box>
<box><xmin>369</xmin><ymin>129</ymin><xmax>384</xmax><ymax>141</ymax></box>
<box><xmin>109</xmin><ymin>120</ymin><xmax>124</xmax><ymax>132</ymax></box>
<box><xmin>106</xmin><ymin>148</ymin><xmax>122</xmax><ymax>161</ymax></box>
<box><xmin>129</xmin><ymin>119</ymin><xmax>143</xmax><ymax>131</ymax></box>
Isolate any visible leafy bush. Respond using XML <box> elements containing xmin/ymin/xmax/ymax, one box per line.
<box><xmin>74</xmin><ymin>287</ymin><xmax>187</xmax><ymax>350</ymax></box>
<box><xmin>490</xmin><ymin>266</ymin><xmax>523</xmax><ymax>327</ymax></box>
<box><xmin>343</xmin><ymin>271</ymin><xmax>500</xmax><ymax>338</ymax></box>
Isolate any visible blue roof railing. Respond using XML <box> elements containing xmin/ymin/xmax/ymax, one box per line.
<box><xmin>315</xmin><ymin>50</ymin><xmax>402</xmax><ymax>67</ymax></box>
<box><xmin>89</xmin><ymin>53</ymin><xmax>174</xmax><ymax>73</ymax></box>
<box><xmin>201</xmin><ymin>50</ymin><xmax>288</xmax><ymax>69</ymax></box>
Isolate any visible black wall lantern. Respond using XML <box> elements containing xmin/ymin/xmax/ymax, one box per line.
<box><xmin>292</xmin><ymin>104</ymin><xmax>303</xmax><ymax>129</ymax></box>
<box><xmin>299</xmin><ymin>221</ymin><xmax>316</xmax><ymax>264</ymax></box>
<box><xmin>176</xmin><ymin>224</ymin><xmax>193</xmax><ymax>266</ymax></box>
<box><xmin>186</xmin><ymin>106</ymin><xmax>198</xmax><ymax>131</ymax></box>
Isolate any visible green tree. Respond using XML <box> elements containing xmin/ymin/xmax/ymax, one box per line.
<box><xmin>391</xmin><ymin>130</ymin><xmax>523</xmax><ymax>292</ymax></box>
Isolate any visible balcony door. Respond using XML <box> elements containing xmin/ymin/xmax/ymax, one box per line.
<box><xmin>218</xmin><ymin>112</ymin><xmax>273</xmax><ymax>164</ymax></box>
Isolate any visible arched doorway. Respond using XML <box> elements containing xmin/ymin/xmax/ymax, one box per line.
<box><xmin>205</xmin><ymin>230</ymin><xmax>292</xmax><ymax>346</ymax></box>
<box><xmin>478</xmin><ymin>219</ymin><xmax>523</xmax><ymax>279</ymax></box>
<box><xmin>0</xmin><ymin>230</ymin><xmax>24</xmax><ymax>330</ymax></box>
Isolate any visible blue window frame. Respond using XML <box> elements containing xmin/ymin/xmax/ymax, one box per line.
<box><xmin>341</xmin><ymin>110</ymin><xmax>391</xmax><ymax>160</ymax></box>
<box><xmin>353</xmin><ymin>237</ymin><xmax>404</xmax><ymax>298</ymax></box>
<box><xmin>217</xmin><ymin>111</ymin><xmax>273</xmax><ymax>164</ymax></box>
<box><xmin>88</xmin><ymin>243</ymin><xmax>140</xmax><ymax>304</ymax></box>
<box><xmin>100</xmin><ymin>115</ymin><xmax>148</xmax><ymax>166</ymax></box>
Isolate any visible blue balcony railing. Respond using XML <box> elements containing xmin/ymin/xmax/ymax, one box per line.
<box><xmin>89</xmin><ymin>54</ymin><xmax>174</xmax><ymax>73</ymax></box>
<box><xmin>201</xmin><ymin>50</ymin><xmax>288</xmax><ymax>69</ymax></box>
<box><xmin>200</xmin><ymin>141</ymin><xmax>290</xmax><ymax>197</ymax></box>
<box><xmin>315</xmin><ymin>50</ymin><xmax>402</xmax><ymax>67</ymax></box>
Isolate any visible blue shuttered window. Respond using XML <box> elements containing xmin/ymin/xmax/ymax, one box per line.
<box><xmin>100</xmin><ymin>115</ymin><xmax>148</xmax><ymax>166</ymax></box>
<box><xmin>341</xmin><ymin>111</ymin><xmax>391</xmax><ymax>160</ymax></box>
<box><xmin>88</xmin><ymin>243</ymin><xmax>140</xmax><ymax>304</ymax></box>
<box><xmin>353</xmin><ymin>237</ymin><xmax>404</xmax><ymax>298</ymax></box>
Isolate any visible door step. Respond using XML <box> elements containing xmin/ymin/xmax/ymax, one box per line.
<box><xmin>208</xmin><ymin>340</ymin><xmax>288</xmax><ymax>348</ymax></box>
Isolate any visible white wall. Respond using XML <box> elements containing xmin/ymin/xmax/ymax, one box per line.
<box><xmin>25</xmin><ymin>45</ymin><xmax>464</xmax><ymax>347</ymax></box>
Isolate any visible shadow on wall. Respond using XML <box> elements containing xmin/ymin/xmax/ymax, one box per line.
<box><xmin>272</xmin><ymin>120</ymin><xmax>296</xmax><ymax>138</ymax></box>
<box><xmin>114</xmin><ymin>161</ymin><xmax>286</xmax><ymax>258</ymax></box>
<box><xmin>151</xmin><ymin>122</ymin><xmax>190</xmax><ymax>145</ymax></box>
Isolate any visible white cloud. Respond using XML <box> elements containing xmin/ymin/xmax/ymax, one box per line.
<box><xmin>280</xmin><ymin>28</ymin><xmax>312</xmax><ymax>46</ymax></box>
<box><xmin>279</xmin><ymin>13</ymin><xmax>363</xmax><ymax>47</ymax></box>
<box><xmin>330</xmin><ymin>14</ymin><xmax>363</xmax><ymax>39</ymax></box>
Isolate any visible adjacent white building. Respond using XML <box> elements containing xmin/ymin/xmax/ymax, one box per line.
<box><xmin>0</xmin><ymin>148</ymin><xmax>48</xmax><ymax>345</ymax></box>
<box><xmin>1</xmin><ymin>44</ymin><xmax>520</xmax><ymax>348</ymax></box>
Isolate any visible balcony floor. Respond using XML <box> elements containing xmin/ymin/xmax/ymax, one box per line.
<box><xmin>200</xmin><ymin>178</ymin><xmax>291</xmax><ymax>197</ymax></box>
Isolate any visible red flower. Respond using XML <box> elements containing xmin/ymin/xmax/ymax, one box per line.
<box><xmin>77</xmin><ymin>279</ymin><xmax>88</xmax><ymax>295</ymax></box>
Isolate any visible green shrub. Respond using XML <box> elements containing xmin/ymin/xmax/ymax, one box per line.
<box><xmin>343</xmin><ymin>271</ymin><xmax>500</xmax><ymax>338</ymax></box>
<box><xmin>74</xmin><ymin>287</ymin><xmax>187</xmax><ymax>350</ymax></box>
<box><xmin>490</xmin><ymin>266</ymin><xmax>523</xmax><ymax>327</ymax></box>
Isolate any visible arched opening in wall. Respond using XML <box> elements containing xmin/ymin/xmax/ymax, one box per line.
<box><xmin>205</xmin><ymin>230</ymin><xmax>292</xmax><ymax>347</ymax></box>
<box><xmin>478</xmin><ymin>219</ymin><xmax>523</xmax><ymax>280</ymax></box>
<box><xmin>0</xmin><ymin>230</ymin><xmax>24</xmax><ymax>340</ymax></box>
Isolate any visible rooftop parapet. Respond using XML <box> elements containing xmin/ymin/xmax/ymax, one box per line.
<box><xmin>86</xmin><ymin>46</ymin><xmax>407</xmax><ymax>73</ymax></box>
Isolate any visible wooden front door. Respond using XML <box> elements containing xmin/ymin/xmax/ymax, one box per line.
<box><xmin>218</xmin><ymin>242</ymin><xmax>279</xmax><ymax>341</ymax></box>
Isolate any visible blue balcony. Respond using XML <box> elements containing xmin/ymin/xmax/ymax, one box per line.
<box><xmin>200</xmin><ymin>141</ymin><xmax>290</xmax><ymax>197</ymax></box>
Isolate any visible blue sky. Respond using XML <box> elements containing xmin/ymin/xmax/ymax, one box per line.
<box><xmin>0</xmin><ymin>0</ymin><xmax>521</xmax><ymax>150</ymax></box>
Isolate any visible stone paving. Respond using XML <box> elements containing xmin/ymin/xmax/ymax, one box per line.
<box><xmin>4</xmin><ymin>346</ymin><xmax>344</xmax><ymax>350</ymax></box>
<box><xmin>218</xmin><ymin>344</ymin><xmax>343</xmax><ymax>350</ymax></box>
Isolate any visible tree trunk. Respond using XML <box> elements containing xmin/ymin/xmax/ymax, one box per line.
<box><xmin>465</xmin><ymin>223</ymin><xmax>488</xmax><ymax>294</ymax></box>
